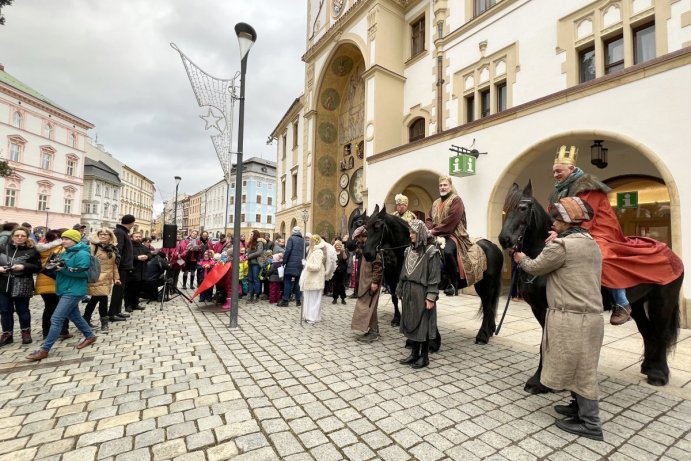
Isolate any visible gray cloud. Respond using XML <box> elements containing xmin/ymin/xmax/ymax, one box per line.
<box><xmin>2</xmin><ymin>0</ymin><xmax>305</xmax><ymax>205</ymax></box>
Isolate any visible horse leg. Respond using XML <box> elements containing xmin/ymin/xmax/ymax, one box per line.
<box><xmin>391</xmin><ymin>294</ymin><xmax>401</xmax><ymax>327</ymax></box>
<box><xmin>473</xmin><ymin>277</ymin><xmax>495</xmax><ymax>345</ymax></box>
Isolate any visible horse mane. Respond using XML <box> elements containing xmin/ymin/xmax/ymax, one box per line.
<box><xmin>503</xmin><ymin>186</ymin><xmax>524</xmax><ymax>213</ymax></box>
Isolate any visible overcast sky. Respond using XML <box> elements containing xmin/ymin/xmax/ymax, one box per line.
<box><xmin>1</xmin><ymin>0</ymin><xmax>306</xmax><ymax>209</ymax></box>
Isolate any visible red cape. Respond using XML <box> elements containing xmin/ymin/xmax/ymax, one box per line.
<box><xmin>192</xmin><ymin>263</ymin><xmax>231</xmax><ymax>299</ymax></box>
<box><xmin>578</xmin><ymin>190</ymin><xmax>683</xmax><ymax>288</ymax></box>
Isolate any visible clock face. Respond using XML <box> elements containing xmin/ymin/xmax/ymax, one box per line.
<box><xmin>332</xmin><ymin>0</ymin><xmax>345</xmax><ymax>17</ymax></box>
<box><xmin>350</xmin><ymin>167</ymin><xmax>364</xmax><ymax>205</ymax></box>
<box><xmin>339</xmin><ymin>173</ymin><xmax>349</xmax><ymax>189</ymax></box>
<box><xmin>339</xmin><ymin>189</ymin><xmax>350</xmax><ymax>207</ymax></box>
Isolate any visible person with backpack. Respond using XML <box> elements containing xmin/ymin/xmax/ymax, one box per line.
<box><xmin>83</xmin><ymin>228</ymin><xmax>120</xmax><ymax>333</ymax></box>
<box><xmin>35</xmin><ymin>229</ymin><xmax>70</xmax><ymax>339</ymax></box>
<box><xmin>108</xmin><ymin>215</ymin><xmax>134</xmax><ymax>322</ymax></box>
<box><xmin>27</xmin><ymin>229</ymin><xmax>97</xmax><ymax>361</ymax></box>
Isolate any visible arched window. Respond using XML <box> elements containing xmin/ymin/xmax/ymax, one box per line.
<box><xmin>408</xmin><ymin>117</ymin><xmax>425</xmax><ymax>142</ymax></box>
<box><xmin>12</xmin><ymin>111</ymin><xmax>22</xmax><ymax>128</ymax></box>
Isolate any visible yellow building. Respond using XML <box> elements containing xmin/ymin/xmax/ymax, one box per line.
<box><xmin>120</xmin><ymin>165</ymin><xmax>155</xmax><ymax>237</ymax></box>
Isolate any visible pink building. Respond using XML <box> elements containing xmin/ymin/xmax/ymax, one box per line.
<box><xmin>0</xmin><ymin>64</ymin><xmax>93</xmax><ymax>231</ymax></box>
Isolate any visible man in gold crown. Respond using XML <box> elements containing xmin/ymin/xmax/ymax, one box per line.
<box><xmin>549</xmin><ymin>145</ymin><xmax>683</xmax><ymax>325</ymax></box>
<box><xmin>426</xmin><ymin>175</ymin><xmax>486</xmax><ymax>294</ymax></box>
<box><xmin>392</xmin><ymin>194</ymin><xmax>416</xmax><ymax>224</ymax></box>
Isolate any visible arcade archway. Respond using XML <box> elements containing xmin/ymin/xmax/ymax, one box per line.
<box><xmin>382</xmin><ymin>170</ymin><xmax>438</xmax><ymax>219</ymax></box>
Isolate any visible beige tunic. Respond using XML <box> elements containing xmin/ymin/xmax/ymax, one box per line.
<box><xmin>351</xmin><ymin>252</ymin><xmax>383</xmax><ymax>332</ymax></box>
<box><xmin>519</xmin><ymin>233</ymin><xmax>604</xmax><ymax>400</ymax></box>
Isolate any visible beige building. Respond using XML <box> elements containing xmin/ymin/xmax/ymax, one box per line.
<box><xmin>187</xmin><ymin>190</ymin><xmax>204</xmax><ymax>234</ymax></box>
<box><xmin>121</xmin><ymin>165</ymin><xmax>155</xmax><ymax>237</ymax></box>
<box><xmin>274</xmin><ymin>0</ymin><xmax>691</xmax><ymax>326</ymax></box>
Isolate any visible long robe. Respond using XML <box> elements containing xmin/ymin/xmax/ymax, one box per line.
<box><xmin>351</xmin><ymin>252</ymin><xmax>383</xmax><ymax>332</ymax></box>
<box><xmin>396</xmin><ymin>244</ymin><xmax>441</xmax><ymax>342</ymax></box>
<box><xmin>549</xmin><ymin>173</ymin><xmax>683</xmax><ymax>288</ymax></box>
<box><xmin>519</xmin><ymin>233</ymin><xmax>604</xmax><ymax>400</ymax></box>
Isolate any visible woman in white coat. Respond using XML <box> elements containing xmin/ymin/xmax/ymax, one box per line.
<box><xmin>299</xmin><ymin>234</ymin><xmax>326</xmax><ymax>324</ymax></box>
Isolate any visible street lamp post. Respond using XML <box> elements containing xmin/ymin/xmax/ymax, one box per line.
<box><xmin>45</xmin><ymin>207</ymin><xmax>50</xmax><ymax>230</ymax></box>
<box><xmin>174</xmin><ymin>176</ymin><xmax>182</xmax><ymax>229</ymax></box>
<box><xmin>229</xmin><ymin>22</ymin><xmax>257</xmax><ymax>329</ymax></box>
<box><xmin>302</xmin><ymin>209</ymin><xmax>309</xmax><ymax>234</ymax></box>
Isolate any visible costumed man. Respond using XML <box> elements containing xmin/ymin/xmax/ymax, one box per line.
<box><xmin>513</xmin><ymin>197</ymin><xmax>605</xmax><ymax>441</ymax></box>
<box><xmin>396</xmin><ymin>220</ymin><xmax>441</xmax><ymax>369</ymax></box>
<box><xmin>425</xmin><ymin>175</ymin><xmax>486</xmax><ymax>295</ymax></box>
<box><xmin>549</xmin><ymin>146</ymin><xmax>683</xmax><ymax>325</ymax></box>
<box><xmin>392</xmin><ymin>194</ymin><xmax>417</xmax><ymax>224</ymax></box>
<box><xmin>350</xmin><ymin>226</ymin><xmax>384</xmax><ymax>343</ymax></box>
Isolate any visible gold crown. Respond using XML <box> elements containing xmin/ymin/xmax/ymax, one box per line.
<box><xmin>554</xmin><ymin>145</ymin><xmax>578</xmax><ymax>166</ymax></box>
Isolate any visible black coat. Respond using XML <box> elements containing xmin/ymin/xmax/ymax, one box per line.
<box><xmin>0</xmin><ymin>243</ymin><xmax>41</xmax><ymax>294</ymax></box>
<box><xmin>144</xmin><ymin>253</ymin><xmax>169</xmax><ymax>284</ymax></box>
<box><xmin>282</xmin><ymin>234</ymin><xmax>305</xmax><ymax>277</ymax></box>
<box><xmin>128</xmin><ymin>242</ymin><xmax>151</xmax><ymax>281</ymax></box>
<box><xmin>114</xmin><ymin>224</ymin><xmax>133</xmax><ymax>270</ymax></box>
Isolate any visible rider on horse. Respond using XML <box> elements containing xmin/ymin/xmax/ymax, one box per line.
<box><xmin>392</xmin><ymin>194</ymin><xmax>417</xmax><ymax>224</ymax></box>
<box><xmin>549</xmin><ymin>146</ymin><xmax>683</xmax><ymax>325</ymax></box>
<box><xmin>425</xmin><ymin>175</ymin><xmax>486</xmax><ymax>291</ymax></box>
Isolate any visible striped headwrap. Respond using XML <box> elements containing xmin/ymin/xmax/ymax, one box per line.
<box><xmin>550</xmin><ymin>197</ymin><xmax>594</xmax><ymax>224</ymax></box>
<box><xmin>409</xmin><ymin>219</ymin><xmax>429</xmax><ymax>251</ymax></box>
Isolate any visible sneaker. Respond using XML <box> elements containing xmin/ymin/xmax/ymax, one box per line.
<box><xmin>0</xmin><ymin>332</ymin><xmax>13</xmax><ymax>347</ymax></box>
<box><xmin>610</xmin><ymin>304</ymin><xmax>632</xmax><ymax>325</ymax></box>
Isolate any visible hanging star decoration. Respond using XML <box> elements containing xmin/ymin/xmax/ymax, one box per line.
<box><xmin>200</xmin><ymin>108</ymin><xmax>224</xmax><ymax>133</ymax></box>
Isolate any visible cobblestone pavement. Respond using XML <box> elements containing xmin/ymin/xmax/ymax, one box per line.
<box><xmin>0</xmin><ymin>292</ymin><xmax>689</xmax><ymax>461</ymax></box>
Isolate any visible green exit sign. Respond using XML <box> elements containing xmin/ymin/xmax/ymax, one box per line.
<box><xmin>617</xmin><ymin>191</ymin><xmax>638</xmax><ymax>209</ymax></box>
<box><xmin>449</xmin><ymin>154</ymin><xmax>477</xmax><ymax>177</ymax></box>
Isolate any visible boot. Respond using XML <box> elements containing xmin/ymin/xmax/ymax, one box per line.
<box><xmin>21</xmin><ymin>328</ymin><xmax>32</xmax><ymax>345</ymax></box>
<box><xmin>610</xmin><ymin>304</ymin><xmax>631</xmax><ymax>325</ymax></box>
<box><xmin>0</xmin><ymin>332</ymin><xmax>13</xmax><ymax>347</ymax></box>
<box><xmin>358</xmin><ymin>326</ymin><xmax>380</xmax><ymax>343</ymax></box>
<box><xmin>399</xmin><ymin>342</ymin><xmax>420</xmax><ymax>365</ymax></box>
<box><xmin>189</xmin><ymin>273</ymin><xmax>195</xmax><ymax>289</ymax></box>
<box><xmin>182</xmin><ymin>274</ymin><xmax>188</xmax><ymax>289</ymax></box>
<box><xmin>412</xmin><ymin>340</ymin><xmax>430</xmax><ymax>369</ymax></box>
<box><xmin>555</xmin><ymin>417</ymin><xmax>604</xmax><ymax>441</ymax></box>
<box><xmin>276</xmin><ymin>299</ymin><xmax>289</xmax><ymax>307</ymax></box>
<box><xmin>100</xmin><ymin>319</ymin><xmax>109</xmax><ymax>333</ymax></box>
<box><xmin>554</xmin><ymin>399</ymin><xmax>579</xmax><ymax>417</ymax></box>
<box><xmin>222</xmin><ymin>298</ymin><xmax>231</xmax><ymax>311</ymax></box>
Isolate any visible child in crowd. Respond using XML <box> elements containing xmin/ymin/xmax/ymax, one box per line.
<box><xmin>197</xmin><ymin>250</ymin><xmax>215</xmax><ymax>302</ymax></box>
<box><xmin>260</xmin><ymin>250</ymin><xmax>273</xmax><ymax>300</ymax></box>
<box><xmin>267</xmin><ymin>252</ymin><xmax>284</xmax><ymax>304</ymax></box>
<box><xmin>239</xmin><ymin>247</ymin><xmax>248</xmax><ymax>298</ymax></box>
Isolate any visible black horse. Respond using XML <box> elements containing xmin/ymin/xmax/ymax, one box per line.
<box><xmin>499</xmin><ymin>182</ymin><xmax>684</xmax><ymax>391</ymax></box>
<box><xmin>362</xmin><ymin>204</ymin><xmax>504</xmax><ymax>345</ymax></box>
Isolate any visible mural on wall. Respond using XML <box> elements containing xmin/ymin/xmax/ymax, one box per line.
<box><xmin>338</xmin><ymin>64</ymin><xmax>365</xmax><ymax>146</ymax></box>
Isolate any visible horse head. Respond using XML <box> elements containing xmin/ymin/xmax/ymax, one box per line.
<box><xmin>362</xmin><ymin>204</ymin><xmax>411</xmax><ymax>262</ymax></box>
<box><xmin>498</xmin><ymin>181</ymin><xmax>550</xmax><ymax>250</ymax></box>
<box><xmin>346</xmin><ymin>208</ymin><xmax>368</xmax><ymax>252</ymax></box>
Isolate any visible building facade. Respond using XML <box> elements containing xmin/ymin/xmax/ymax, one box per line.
<box><xmin>81</xmin><ymin>156</ymin><xmax>122</xmax><ymax>233</ymax></box>
<box><xmin>121</xmin><ymin>165</ymin><xmax>155</xmax><ymax>237</ymax></box>
<box><xmin>188</xmin><ymin>189</ymin><xmax>204</xmax><ymax>235</ymax></box>
<box><xmin>204</xmin><ymin>179</ymin><xmax>229</xmax><ymax>238</ymax></box>
<box><xmin>274</xmin><ymin>0</ymin><xmax>691</xmax><ymax>326</ymax></box>
<box><xmin>228</xmin><ymin>157</ymin><xmax>277</xmax><ymax>239</ymax></box>
<box><xmin>0</xmin><ymin>65</ymin><xmax>93</xmax><ymax>230</ymax></box>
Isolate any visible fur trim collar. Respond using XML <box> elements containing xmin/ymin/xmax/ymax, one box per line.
<box><xmin>570</xmin><ymin>173</ymin><xmax>611</xmax><ymax>196</ymax></box>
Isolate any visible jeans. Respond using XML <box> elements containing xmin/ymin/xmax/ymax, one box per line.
<box><xmin>41</xmin><ymin>293</ymin><xmax>68</xmax><ymax>338</ymax></box>
<box><xmin>248</xmin><ymin>264</ymin><xmax>261</xmax><ymax>297</ymax></box>
<box><xmin>0</xmin><ymin>293</ymin><xmax>31</xmax><ymax>333</ymax></box>
<box><xmin>609</xmin><ymin>288</ymin><xmax>629</xmax><ymax>306</ymax></box>
<box><xmin>282</xmin><ymin>273</ymin><xmax>302</xmax><ymax>303</ymax></box>
<box><xmin>43</xmin><ymin>295</ymin><xmax>94</xmax><ymax>352</ymax></box>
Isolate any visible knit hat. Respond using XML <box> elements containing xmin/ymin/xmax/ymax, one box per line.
<box><xmin>394</xmin><ymin>194</ymin><xmax>408</xmax><ymax>206</ymax></box>
<box><xmin>550</xmin><ymin>197</ymin><xmax>593</xmax><ymax>223</ymax></box>
<box><xmin>121</xmin><ymin>214</ymin><xmax>136</xmax><ymax>225</ymax></box>
<box><xmin>352</xmin><ymin>225</ymin><xmax>367</xmax><ymax>239</ymax></box>
<box><xmin>61</xmin><ymin>229</ymin><xmax>82</xmax><ymax>243</ymax></box>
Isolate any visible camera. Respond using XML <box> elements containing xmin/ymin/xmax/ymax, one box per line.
<box><xmin>45</xmin><ymin>259</ymin><xmax>66</xmax><ymax>271</ymax></box>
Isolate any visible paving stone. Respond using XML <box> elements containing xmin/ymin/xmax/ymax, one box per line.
<box><xmin>97</xmin><ymin>436</ymin><xmax>133</xmax><ymax>459</ymax></box>
<box><xmin>206</xmin><ymin>441</ymin><xmax>239</xmax><ymax>461</ymax></box>
<box><xmin>62</xmin><ymin>446</ymin><xmax>98</xmax><ymax>461</ymax></box>
<box><xmin>186</xmin><ymin>430</ymin><xmax>215</xmax><ymax>451</ymax></box>
<box><xmin>270</xmin><ymin>431</ymin><xmax>304</xmax><ymax>457</ymax></box>
<box><xmin>76</xmin><ymin>426</ymin><xmax>124</xmax><ymax>448</ymax></box>
<box><xmin>152</xmin><ymin>438</ymin><xmax>187</xmax><ymax>460</ymax></box>
<box><xmin>134</xmin><ymin>429</ymin><xmax>166</xmax><ymax>449</ymax></box>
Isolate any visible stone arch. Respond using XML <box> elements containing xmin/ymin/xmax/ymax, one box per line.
<box><xmin>311</xmin><ymin>36</ymin><xmax>368</xmax><ymax>112</ymax></box>
<box><xmin>381</xmin><ymin>169</ymin><xmax>438</xmax><ymax>219</ymax></box>
<box><xmin>402</xmin><ymin>106</ymin><xmax>431</xmax><ymax>142</ymax></box>
<box><xmin>487</xmin><ymin>130</ymin><xmax>682</xmax><ymax>257</ymax></box>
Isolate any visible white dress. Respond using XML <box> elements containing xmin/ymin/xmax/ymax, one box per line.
<box><xmin>299</xmin><ymin>243</ymin><xmax>325</xmax><ymax>323</ymax></box>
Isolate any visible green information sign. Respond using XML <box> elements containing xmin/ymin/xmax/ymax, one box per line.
<box><xmin>449</xmin><ymin>154</ymin><xmax>477</xmax><ymax>177</ymax></box>
<box><xmin>617</xmin><ymin>191</ymin><xmax>638</xmax><ymax>209</ymax></box>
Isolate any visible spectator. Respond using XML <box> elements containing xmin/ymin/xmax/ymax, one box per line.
<box><xmin>267</xmin><ymin>252</ymin><xmax>284</xmax><ymax>304</ymax></box>
<box><xmin>197</xmin><ymin>250</ymin><xmax>215</xmax><ymax>302</ymax></box>
<box><xmin>21</xmin><ymin>222</ymin><xmax>37</xmax><ymax>242</ymax></box>
<box><xmin>0</xmin><ymin>223</ymin><xmax>17</xmax><ymax>247</ymax></box>
<box><xmin>27</xmin><ymin>229</ymin><xmax>97</xmax><ymax>361</ymax></box>
<box><xmin>109</xmin><ymin>215</ymin><xmax>134</xmax><ymax>322</ymax></box>
<box><xmin>35</xmin><ymin>229</ymin><xmax>69</xmax><ymax>339</ymax></box>
<box><xmin>300</xmin><ymin>234</ymin><xmax>326</xmax><ymax>325</ymax></box>
<box><xmin>0</xmin><ymin>227</ymin><xmax>41</xmax><ymax>346</ymax></box>
<box><xmin>277</xmin><ymin>227</ymin><xmax>305</xmax><ymax>307</ymax></box>
<box><xmin>245</xmin><ymin>230</ymin><xmax>266</xmax><ymax>303</ymax></box>
<box><xmin>331</xmin><ymin>239</ymin><xmax>348</xmax><ymax>304</ymax></box>
<box><xmin>125</xmin><ymin>231</ymin><xmax>150</xmax><ymax>312</ymax></box>
<box><xmin>83</xmin><ymin>228</ymin><xmax>120</xmax><ymax>333</ymax></box>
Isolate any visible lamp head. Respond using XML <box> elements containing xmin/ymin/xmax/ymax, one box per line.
<box><xmin>235</xmin><ymin>23</ymin><xmax>257</xmax><ymax>61</ymax></box>
<box><xmin>174</xmin><ymin>176</ymin><xmax>182</xmax><ymax>186</ymax></box>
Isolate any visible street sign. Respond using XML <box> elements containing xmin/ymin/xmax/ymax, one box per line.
<box><xmin>617</xmin><ymin>191</ymin><xmax>638</xmax><ymax>209</ymax></box>
<box><xmin>449</xmin><ymin>154</ymin><xmax>477</xmax><ymax>177</ymax></box>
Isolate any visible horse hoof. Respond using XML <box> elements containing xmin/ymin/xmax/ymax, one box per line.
<box><xmin>524</xmin><ymin>382</ymin><xmax>551</xmax><ymax>395</ymax></box>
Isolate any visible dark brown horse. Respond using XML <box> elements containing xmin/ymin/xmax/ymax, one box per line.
<box><xmin>499</xmin><ymin>182</ymin><xmax>684</xmax><ymax>391</ymax></box>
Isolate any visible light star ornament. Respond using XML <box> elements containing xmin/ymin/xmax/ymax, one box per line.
<box><xmin>200</xmin><ymin>108</ymin><xmax>225</xmax><ymax>133</ymax></box>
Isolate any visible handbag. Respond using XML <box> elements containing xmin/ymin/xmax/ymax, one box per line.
<box><xmin>277</xmin><ymin>266</ymin><xmax>285</xmax><ymax>280</ymax></box>
<box><xmin>11</xmin><ymin>276</ymin><xmax>34</xmax><ymax>298</ymax></box>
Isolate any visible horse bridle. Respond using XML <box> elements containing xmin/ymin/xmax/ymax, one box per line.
<box><xmin>374</xmin><ymin>219</ymin><xmax>410</xmax><ymax>254</ymax></box>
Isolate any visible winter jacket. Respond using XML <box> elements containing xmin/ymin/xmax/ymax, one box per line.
<box><xmin>246</xmin><ymin>238</ymin><xmax>266</xmax><ymax>266</ymax></box>
<box><xmin>114</xmin><ymin>224</ymin><xmax>133</xmax><ymax>270</ymax></box>
<box><xmin>213</xmin><ymin>239</ymin><xmax>229</xmax><ymax>254</ymax></box>
<box><xmin>180</xmin><ymin>238</ymin><xmax>213</xmax><ymax>263</ymax></box>
<box><xmin>55</xmin><ymin>241</ymin><xmax>90</xmax><ymax>297</ymax></box>
<box><xmin>144</xmin><ymin>252</ymin><xmax>169</xmax><ymax>284</ymax></box>
<box><xmin>282</xmin><ymin>234</ymin><xmax>305</xmax><ymax>277</ymax></box>
<box><xmin>35</xmin><ymin>240</ymin><xmax>64</xmax><ymax>295</ymax></box>
<box><xmin>299</xmin><ymin>241</ymin><xmax>326</xmax><ymax>292</ymax></box>
<box><xmin>0</xmin><ymin>231</ymin><xmax>11</xmax><ymax>247</ymax></box>
<box><xmin>88</xmin><ymin>234</ymin><xmax>120</xmax><ymax>296</ymax></box>
<box><xmin>0</xmin><ymin>242</ymin><xmax>41</xmax><ymax>295</ymax></box>
<box><xmin>272</xmin><ymin>243</ymin><xmax>285</xmax><ymax>254</ymax></box>
<box><xmin>129</xmin><ymin>241</ymin><xmax>151</xmax><ymax>281</ymax></box>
